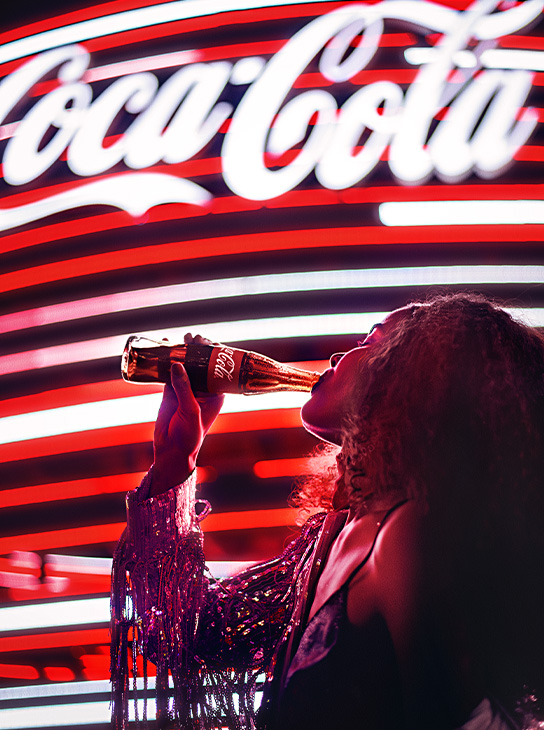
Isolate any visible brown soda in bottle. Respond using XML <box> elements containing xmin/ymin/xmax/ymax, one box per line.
<box><xmin>121</xmin><ymin>335</ymin><xmax>320</xmax><ymax>394</ymax></box>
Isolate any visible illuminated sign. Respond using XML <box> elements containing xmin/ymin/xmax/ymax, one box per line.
<box><xmin>0</xmin><ymin>0</ymin><xmax>541</xmax><ymax>230</ymax></box>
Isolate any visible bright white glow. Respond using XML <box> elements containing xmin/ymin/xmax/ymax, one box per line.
<box><xmin>0</xmin><ymin>700</ymin><xmax>154</xmax><ymax>729</ymax></box>
<box><xmin>404</xmin><ymin>47</ymin><xmax>544</xmax><ymax>71</ymax></box>
<box><xmin>84</xmin><ymin>49</ymin><xmax>200</xmax><ymax>82</ymax></box>
<box><xmin>0</xmin><ymin>680</ymin><xmax>111</xmax><ymax>702</ymax></box>
<box><xmin>379</xmin><ymin>200</ymin><xmax>544</xmax><ymax>226</ymax></box>
<box><xmin>0</xmin><ymin>597</ymin><xmax>110</xmax><ymax>632</ymax></box>
<box><xmin>0</xmin><ymin>0</ymin><xmax>335</xmax><ymax>65</ymax></box>
<box><xmin>0</xmin><ymin>173</ymin><xmax>210</xmax><ymax>232</ymax></box>
<box><xmin>45</xmin><ymin>554</ymin><xmax>113</xmax><ymax>575</ymax></box>
<box><xmin>0</xmin><ymin>122</ymin><xmax>18</xmax><ymax>141</ymax></box>
<box><xmin>2</xmin><ymin>296</ymin><xmax>544</xmax><ymax>379</ymax></box>
<box><xmin>481</xmin><ymin>48</ymin><xmax>544</xmax><ymax>71</ymax></box>
<box><xmin>0</xmin><ymin>391</ymin><xmax>313</xmax><ymax>445</ymax></box>
<box><xmin>404</xmin><ymin>47</ymin><xmax>478</xmax><ymax>68</ymax></box>
<box><xmin>3</xmin><ymin>265</ymin><xmax>544</xmax><ymax>336</ymax></box>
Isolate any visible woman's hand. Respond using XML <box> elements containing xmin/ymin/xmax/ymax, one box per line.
<box><xmin>150</xmin><ymin>334</ymin><xmax>224</xmax><ymax>496</ymax></box>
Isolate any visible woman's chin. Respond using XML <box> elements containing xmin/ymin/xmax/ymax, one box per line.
<box><xmin>301</xmin><ymin>409</ymin><xmax>342</xmax><ymax>445</ymax></box>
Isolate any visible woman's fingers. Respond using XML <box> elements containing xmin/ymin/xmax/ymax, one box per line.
<box><xmin>183</xmin><ymin>332</ymin><xmax>215</xmax><ymax>346</ymax></box>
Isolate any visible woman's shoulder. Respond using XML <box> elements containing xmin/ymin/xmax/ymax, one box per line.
<box><xmin>346</xmin><ymin>499</ymin><xmax>427</xmax><ymax>628</ymax></box>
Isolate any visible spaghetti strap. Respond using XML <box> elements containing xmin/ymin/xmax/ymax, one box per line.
<box><xmin>342</xmin><ymin>499</ymin><xmax>410</xmax><ymax>589</ymax></box>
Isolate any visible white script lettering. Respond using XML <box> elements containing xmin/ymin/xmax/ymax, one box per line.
<box><xmin>0</xmin><ymin>0</ymin><xmax>541</xmax><ymax>226</ymax></box>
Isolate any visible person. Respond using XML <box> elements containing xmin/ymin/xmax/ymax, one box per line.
<box><xmin>110</xmin><ymin>292</ymin><xmax>544</xmax><ymax>730</ymax></box>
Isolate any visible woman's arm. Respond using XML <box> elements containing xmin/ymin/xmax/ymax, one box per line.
<box><xmin>111</xmin><ymin>346</ymin><xmax>324</xmax><ymax>729</ymax></box>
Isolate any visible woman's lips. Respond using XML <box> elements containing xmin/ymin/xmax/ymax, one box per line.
<box><xmin>311</xmin><ymin>368</ymin><xmax>333</xmax><ymax>394</ymax></box>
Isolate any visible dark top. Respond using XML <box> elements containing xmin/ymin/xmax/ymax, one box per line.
<box><xmin>266</xmin><ymin>503</ymin><xmax>407</xmax><ymax>730</ymax></box>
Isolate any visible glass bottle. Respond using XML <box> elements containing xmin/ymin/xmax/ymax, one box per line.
<box><xmin>121</xmin><ymin>335</ymin><xmax>320</xmax><ymax>394</ymax></box>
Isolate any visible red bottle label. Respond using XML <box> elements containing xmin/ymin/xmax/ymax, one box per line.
<box><xmin>207</xmin><ymin>346</ymin><xmax>245</xmax><ymax>393</ymax></box>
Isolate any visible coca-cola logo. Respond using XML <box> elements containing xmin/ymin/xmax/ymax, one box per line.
<box><xmin>0</xmin><ymin>0</ymin><xmax>541</xmax><ymax>231</ymax></box>
<box><xmin>214</xmin><ymin>347</ymin><xmax>236</xmax><ymax>381</ymax></box>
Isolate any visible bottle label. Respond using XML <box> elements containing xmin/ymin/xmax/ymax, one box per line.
<box><xmin>208</xmin><ymin>346</ymin><xmax>244</xmax><ymax>393</ymax></box>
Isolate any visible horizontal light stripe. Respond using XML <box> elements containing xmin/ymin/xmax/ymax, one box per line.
<box><xmin>0</xmin><ymin>508</ymin><xmax>297</xmax><ymax>555</ymax></box>
<box><xmin>0</xmin><ymin>699</ymin><xmax>153</xmax><ymax>729</ymax></box>
<box><xmin>3</xmin><ymin>225</ymin><xmax>544</xmax><ymax>295</ymax></box>
<box><xmin>379</xmin><ymin>200</ymin><xmax>544</xmax><ymax>226</ymax></box>
<box><xmin>3</xmin><ymin>264</ymin><xmax>544</xmax><ymax>335</ymax></box>
<box><xmin>0</xmin><ymin>679</ymin><xmax>114</xmax><ymax>701</ymax></box>
<box><xmin>405</xmin><ymin>47</ymin><xmax>544</xmax><ymax>70</ymax></box>
<box><xmin>0</xmin><ymin>597</ymin><xmax>110</xmax><ymax>633</ymax></box>
<box><xmin>4</xmin><ymin>297</ymin><xmax>544</xmax><ymax>380</ymax></box>
<box><xmin>2</xmin><ymin>184</ymin><xmax>542</xmax><ymax>258</ymax></box>
<box><xmin>0</xmin><ymin>410</ymin><xmax>302</xmax><ymax>465</ymax></box>
<box><xmin>0</xmin><ymin>311</ymin><xmax>390</xmax><ymax>377</ymax></box>
<box><xmin>0</xmin><ymin>391</ymin><xmax>313</xmax><ymax>445</ymax></box>
<box><xmin>0</xmin><ymin>0</ymin><xmax>334</xmax><ymax>65</ymax></box>
<box><xmin>0</xmin><ymin>628</ymin><xmax>110</xmax><ymax>654</ymax></box>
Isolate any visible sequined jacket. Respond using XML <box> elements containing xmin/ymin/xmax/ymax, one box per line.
<box><xmin>110</xmin><ymin>469</ymin><xmax>333</xmax><ymax>730</ymax></box>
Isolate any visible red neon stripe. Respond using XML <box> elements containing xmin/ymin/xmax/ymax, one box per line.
<box><xmin>0</xmin><ymin>507</ymin><xmax>298</xmax><ymax>555</ymax></box>
<box><xmin>0</xmin><ymin>472</ymin><xmax>146</xmax><ymax>509</ymax></box>
<box><xmin>64</xmin><ymin>4</ymin><xmax>350</xmax><ymax>58</ymax></box>
<box><xmin>203</xmin><ymin>507</ymin><xmax>298</xmax><ymax>531</ymax></box>
<box><xmin>0</xmin><ymin>410</ymin><xmax>303</xmax><ymax>464</ymax></box>
<box><xmin>0</xmin><ymin>380</ymin><xmax>161</xmax><ymax>418</ymax></box>
<box><xmin>0</xmin><ymin>663</ymin><xmax>40</xmax><ymax>679</ymax></box>
<box><xmin>499</xmin><ymin>35</ymin><xmax>544</xmax><ymax>50</ymax></box>
<box><xmin>254</xmin><ymin>456</ymin><xmax>313</xmax><ymax>478</ymax></box>
<box><xmin>0</xmin><ymin>628</ymin><xmax>110</xmax><ymax>654</ymax></box>
<box><xmin>3</xmin><ymin>223</ymin><xmax>544</xmax><ymax>296</ymax></box>
<box><xmin>351</xmin><ymin>69</ymin><xmax>417</xmax><ymax>85</ymax></box>
<box><xmin>44</xmin><ymin>666</ymin><xmax>76</xmax><ymax>682</ymax></box>
<box><xmin>2</xmin><ymin>173</ymin><xmax>542</xmax><ymax>257</ymax></box>
<box><xmin>8</xmin><ymin>576</ymin><xmax>112</xmax><ymax>601</ymax></box>
<box><xmin>514</xmin><ymin>146</ymin><xmax>544</xmax><ymax>162</ymax></box>
<box><xmin>0</xmin><ymin>524</ymin><xmax>126</xmax><ymax>554</ymax></box>
<box><xmin>0</xmin><ymin>467</ymin><xmax>215</xmax><ymax>509</ymax></box>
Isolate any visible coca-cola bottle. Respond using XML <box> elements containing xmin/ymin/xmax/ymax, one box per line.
<box><xmin>121</xmin><ymin>335</ymin><xmax>320</xmax><ymax>394</ymax></box>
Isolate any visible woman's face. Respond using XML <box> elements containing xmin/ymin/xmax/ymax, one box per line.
<box><xmin>301</xmin><ymin>308</ymin><xmax>409</xmax><ymax>445</ymax></box>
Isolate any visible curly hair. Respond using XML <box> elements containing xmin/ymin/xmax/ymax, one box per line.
<box><xmin>298</xmin><ymin>292</ymin><xmax>544</xmax><ymax>718</ymax></box>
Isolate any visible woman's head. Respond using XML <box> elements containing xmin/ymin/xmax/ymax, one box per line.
<box><xmin>302</xmin><ymin>291</ymin><xmax>544</xmax><ymax>707</ymax></box>
<box><xmin>303</xmin><ymin>292</ymin><xmax>544</xmax><ymax>512</ymax></box>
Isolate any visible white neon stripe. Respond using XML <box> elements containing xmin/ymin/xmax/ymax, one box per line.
<box><xmin>45</xmin><ymin>554</ymin><xmax>113</xmax><ymax>575</ymax></box>
<box><xmin>0</xmin><ymin>680</ymin><xmax>111</xmax><ymax>702</ymax></box>
<box><xmin>2</xmin><ymin>265</ymin><xmax>544</xmax><ymax>335</ymax></box>
<box><xmin>0</xmin><ymin>122</ymin><xmax>18</xmax><ymax>141</ymax></box>
<box><xmin>404</xmin><ymin>47</ymin><xmax>478</xmax><ymax>68</ymax></box>
<box><xmin>481</xmin><ymin>48</ymin><xmax>544</xmax><ymax>71</ymax></box>
<box><xmin>0</xmin><ymin>311</ymin><xmax>390</xmax><ymax>376</ymax></box>
<box><xmin>0</xmin><ymin>557</ymin><xmax>254</xmax><ymax>635</ymax></box>
<box><xmin>84</xmin><ymin>49</ymin><xmax>200</xmax><ymax>82</ymax></box>
<box><xmin>0</xmin><ymin>700</ymin><xmax>153</xmax><ymax>729</ymax></box>
<box><xmin>379</xmin><ymin>200</ymin><xmax>544</xmax><ymax>226</ymax></box>
<box><xmin>405</xmin><ymin>47</ymin><xmax>544</xmax><ymax>71</ymax></box>
<box><xmin>0</xmin><ymin>0</ymin><xmax>334</xmax><ymax>65</ymax></box>
<box><xmin>43</xmin><ymin>553</ymin><xmax>253</xmax><ymax>579</ymax></box>
<box><xmin>0</xmin><ymin>597</ymin><xmax>110</xmax><ymax>632</ymax></box>
<box><xmin>2</xmin><ymin>302</ymin><xmax>544</xmax><ymax>378</ymax></box>
<box><xmin>0</xmin><ymin>391</ymin><xmax>312</xmax><ymax>445</ymax></box>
